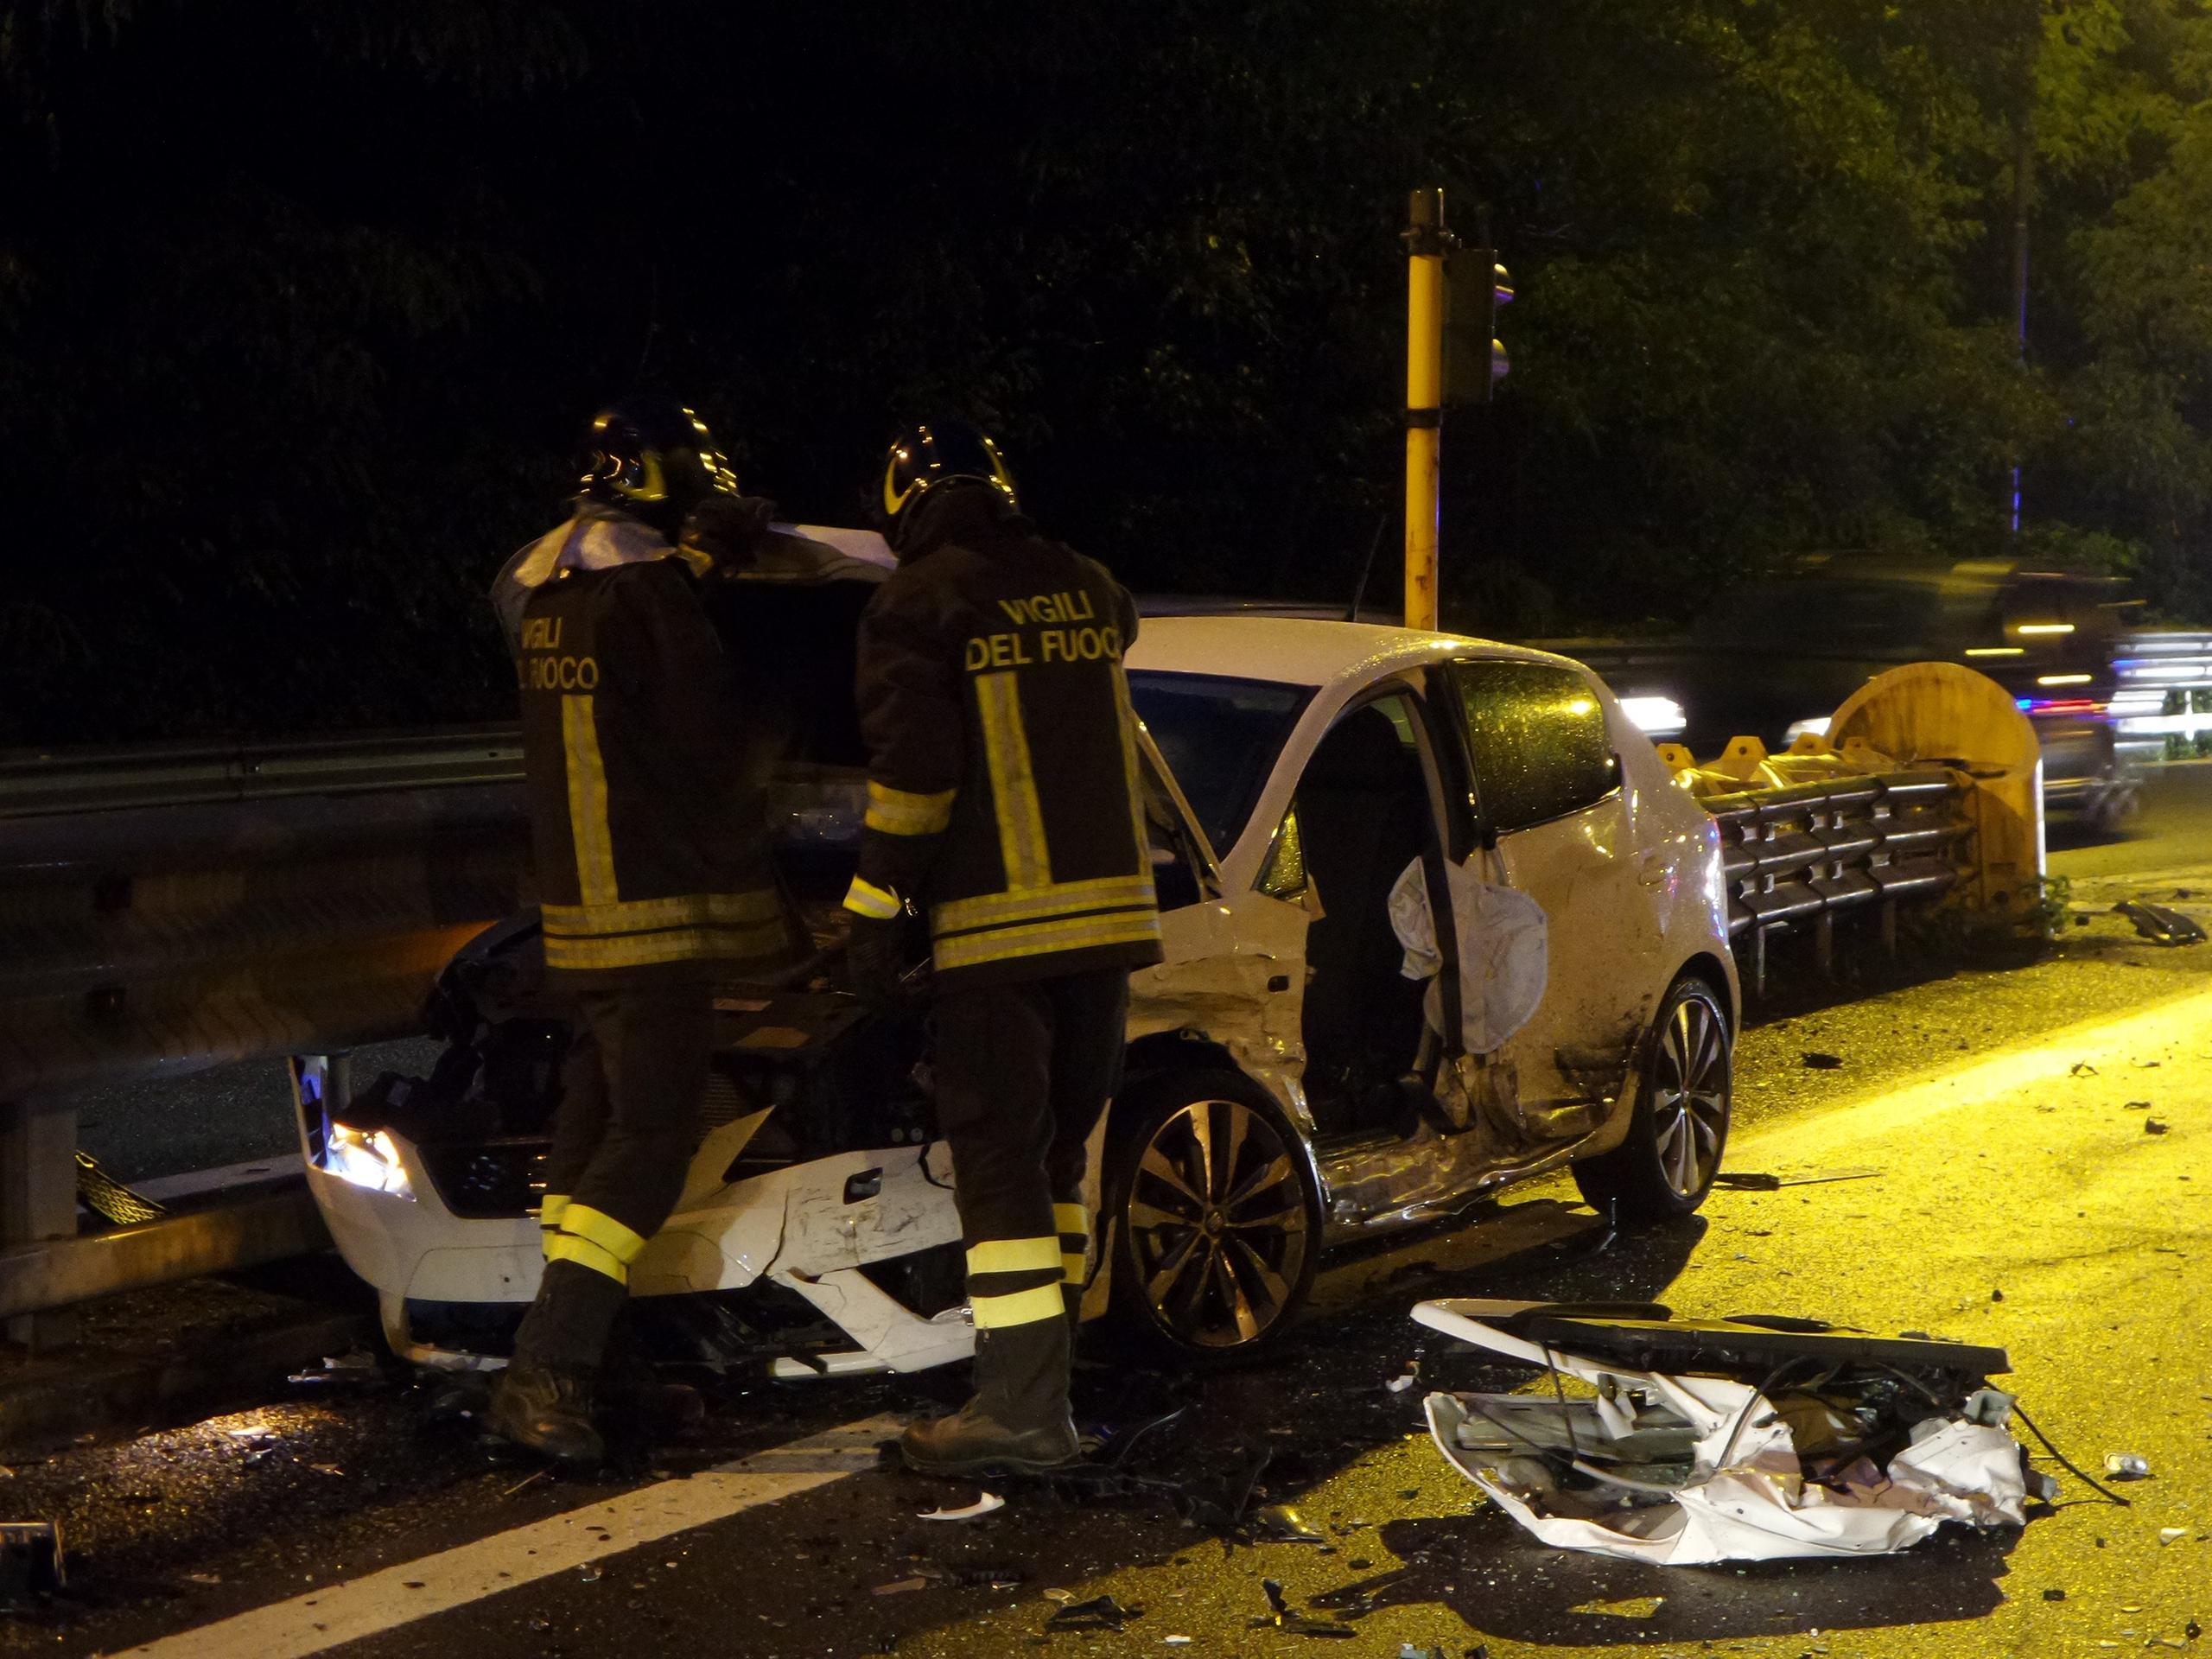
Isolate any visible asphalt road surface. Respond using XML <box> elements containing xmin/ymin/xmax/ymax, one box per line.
<box><xmin>8</xmin><ymin>766</ymin><xmax>2212</xmax><ymax>1659</ymax></box>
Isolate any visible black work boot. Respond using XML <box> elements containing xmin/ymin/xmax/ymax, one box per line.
<box><xmin>486</xmin><ymin>1353</ymin><xmax>605</xmax><ymax>1466</ymax></box>
<box><xmin>600</xmin><ymin>1343</ymin><xmax>705</xmax><ymax>1440</ymax></box>
<box><xmin>902</xmin><ymin>1319</ymin><xmax>1080</xmax><ymax>1477</ymax></box>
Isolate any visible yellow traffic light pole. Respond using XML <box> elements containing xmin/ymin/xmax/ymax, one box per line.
<box><xmin>1403</xmin><ymin>188</ymin><xmax>1452</xmax><ymax>632</ymax></box>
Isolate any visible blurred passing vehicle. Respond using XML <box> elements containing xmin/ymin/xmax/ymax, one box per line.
<box><xmin>1560</xmin><ymin>556</ymin><xmax>2138</xmax><ymax>831</ymax></box>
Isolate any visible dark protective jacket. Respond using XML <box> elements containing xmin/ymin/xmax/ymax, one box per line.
<box><xmin>512</xmin><ymin>509</ymin><xmax>798</xmax><ymax>982</ymax></box>
<box><xmin>846</xmin><ymin>487</ymin><xmax>1163</xmax><ymax>990</ymax></box>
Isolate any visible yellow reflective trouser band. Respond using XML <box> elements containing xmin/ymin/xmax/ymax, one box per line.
<box><xmin>1055</xmin><ymin>1205</ymin><xmax>1090</xmax><ymax>1284</ymax></box>
<box><xmin>562</xmin><ymin>695</ymin><xmax>619</xmax><ymax>908</ymax></box>
<box><xmin>864</xmin><ymin>781</ymin><xmax>956</xmax><ymax>836</ymax></box>
<box><xmin>931</xmin><ymin>874</ymin><xmax>1156</xmax><ymax>936</ymax></box>
<box><xmin>842</xmin><ymin>876</ymin><xmax>902</xmax><ymax>920</ymax></box>
<box><xmin>969</xmin><ymin>1283</ymin><xmax>1069</xmax><ymax>1331</ymax></box>
<box><xmin>540</xmin><ymin>1194</ymin><xmax>571</xmax><ymax>1230</ymax></box>
<box><xmin>932</xmin><ymin>910</ymin><xmax>1162</xmax><ymax>973</ymax></box>
<box><xmin>965</xmin><ymin>1236</ymin><xmax>1064</xmax><ymax>1277</ymax></box>
<box><xmin>546</xmin><ymin>1232</ymin><xmax>626</xmax><ymax>1285</ymax></box>
<box><xmin>560</xmin><ymin>1203</ymin><xmax>650</xmax><ymax>1266</ymax></box>
<box><xmin>974</xmin><ymin>671</ymin><xmax>1052</xmax><ymax>889</ymax></box>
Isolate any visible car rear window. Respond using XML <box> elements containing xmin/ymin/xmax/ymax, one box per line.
<box><xmin>1452</xmin><ymin>659</ymin><xmax>1617</xmax><ymax>833</ymax></box>
<box><xmin>1126</xmin><ymin>671</ymin><xmax>1310</xmax><ymax>858</ymax></box>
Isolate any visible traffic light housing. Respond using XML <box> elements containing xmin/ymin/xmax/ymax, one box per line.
<box><xmin>1444</xmin><ymin>246</ymin><xmax>1512</xmax><ymax>405</ymax></box>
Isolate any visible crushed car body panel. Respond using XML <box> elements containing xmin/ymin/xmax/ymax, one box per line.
<box><xmin>1414</xmin><ymin>1299</ymin><xmax>2031</xmax><ymax>1565</ymax></box>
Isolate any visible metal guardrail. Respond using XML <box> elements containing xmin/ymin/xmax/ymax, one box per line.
<box><xmin>0</xmin><ymin>726</ymin><xmax>524</xmax><ymax>820</ymax></box>
<box><xmin>0</xmin><ymin>728</ymin><xmax>534</xmax><ymax>1341</ymax></box>
<box><xmin>0</xmin><ymin>721</ymin><xmax>1977</xmax><ymax>1333</ymax></box>
<box><xmin>1696</xmin><ymin>769</ymin><xmax>1972</xmax><ymax>994</ymax></box>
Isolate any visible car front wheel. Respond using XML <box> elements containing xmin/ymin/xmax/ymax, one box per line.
<box><xmin>1572</xmin><ymin>976</ymin><xmax>1732</xmax><ymax>1225</ymax></box>
<box><xmin>1103</xmin><ymin>1070</ymin><xmax>1322</xmax><ymax>1363</ymax></box>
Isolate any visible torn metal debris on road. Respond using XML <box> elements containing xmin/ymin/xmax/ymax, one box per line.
<box><xmin>1414</xmin><ymin>1300</ymin><xmax>2044</xmax><ymax>1565</ymax></box>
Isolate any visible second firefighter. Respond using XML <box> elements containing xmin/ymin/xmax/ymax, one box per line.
<box><xmin>845</xmin><ymin>421</ymin><xmax>1162</xmax><ymax>1477</ymax></box>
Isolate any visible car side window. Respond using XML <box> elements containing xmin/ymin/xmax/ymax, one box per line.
<box><xmin>1452</xmin><ymin>660</ymin><xmax>1617</xmax><ymax>833</ymax></box>
<box><xmin>1256</xmin><ymin>805</ymin><xmax>1307</xmax><ymax>899</ymax></box>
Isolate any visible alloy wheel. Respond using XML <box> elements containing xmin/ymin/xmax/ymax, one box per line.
<box><xmin>1652</xmin><ymin>991</ymin><xmax>1729</xmax><ymax>1199</ymax></box>
<box><xmin>1122</xmin><ymin>1096</ymin><xmax>1312</xmax><ymax>1350</ymax></box>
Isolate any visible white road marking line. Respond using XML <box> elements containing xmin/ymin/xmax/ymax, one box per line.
<box><xmin>123</xmin><ymin>1414</ymin><xmax>900</xmax><ymax>1659</ymax></box>
<box><xmin>1732</xmin><ymin>981</ymin><xmax>2212</xmax><ymax>1168</ymax></box>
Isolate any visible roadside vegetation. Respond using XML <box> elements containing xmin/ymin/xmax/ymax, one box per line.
<box><xmin>5</xmin><ymin>2</ymin><xmax>2212</xmax><ymax>741</ymax></box>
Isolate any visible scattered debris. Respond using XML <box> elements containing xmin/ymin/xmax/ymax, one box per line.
<box><xmin>501</xmin><ymin>1469</ymin><xmax>548</xmax><ymax>1498</ymax></box>
<box><xmin>1309</xmin><ymin>1567</ymin><xmax>1414</xmax><ymax>1618</ymax></box>
<box><xmin>1415</xmin><ymin>1299</ymin><xmax>2036</xmax><ymax>1564</ymax></box>
<box><xmin>1247</xmin><ymin>1580</ymin><xmax>1356</xmax><ymax>1639</ymax></box>
<box><xmin>1397</xmin><ymin>1645</ymin><xmax>1448</xmax><ymax>1659</ymax></box>
<box><xmin>2072</xmin><ymin>1062</ymin><xmax>2101</xmax><ymax>1077</ymax></box>
<box><xmin>288</xmin><ymin>1351</ymin><xmax>383</xmax><ymax>1388</ymax></box>
<box><xmin>1387</xmin><ymin>1370</ymin><xmax>1420</xmax><ymax>1394</ymax></box>
<box><xmin>1572</xmin><ymin>1596</ymin><xmax>1666</xmax><ymax>1618</ymax></box>
<box><xmin>0</xmin><ymin>1522</ymin><xmax>64</xmax><ymax>1597</ymax></box>
<box><xmin>874</xmin><ymin>1577</ymin><xmax>929</xmax><ymax>1597</ymax></box>
<box><xmin>2145</xmin><ymin>1118</ymin><xmax>2171</xmax><ymax>1135</ymax></box>
<box><xmin>918</xmin><ymin>1492</ymin><xmax>1005</xmax><ymax>1522</ymax></box>
<box><xmin>1801</xmin><ymin>1052</ymin><xmax>1844</xmax><ymax>1070</ymax></box>
<box><xmin>1254</xmin><ymin>1504</ymin><xmax>1329</xmax><ymax>1544</ymax></box>
<box><xmin>1046</xmin><ymin>1594</ymin><xmax>1143</xmax><ymax>1633</ymax></box>
<box><xmin>181</xmin><ymin>1572</ymin><xmax>221</xmax><ymax>1586</ymax></box>
<box><xmin>577</xmin><ymin>1562</ymin><xmax>602</xmax><ymax>1583</ymax></box>
<box><xmin>2102</xmin><ymin>1453</ymin><xmax>2151</xmax><ymax>1481</ymax></box>
<box><xmin>2044</xmin><ymin>1588</ymin><xmax>2067</xmax><ymax>1601</ymax></box>
<box><xmin>2115</xmin><ymin>900</ymin><xmax>2208</xmax><ymax>946</ymax></box>
<box><xmin>2159</xmin><ymin>1528</ymin><xmax>2187</xmax><ymax>1545</ymax></box>
<box><xmin>1163</xmin><ymin>1638</ymin><xmax>1192</xmax><ymax>1648</ymax></box>
<box><xmin>2125</xmin><ymin>1100</ymin><xmax>2153</xmax><ymax>1110</ymax></box>
<box><xmin>1713</xmin><ymin>1167</ymin><xmax>1880</xmax><ymax>1191</ymax></box>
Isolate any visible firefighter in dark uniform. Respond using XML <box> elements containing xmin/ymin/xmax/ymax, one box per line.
<box><xmin>845</xmin><ymin>422</ymin><xmax>1162</xmax><ymax>1477</ymax></box>
<box><xmin>487</xmin><ymin>397</ymin><xmax>801</xmax><ymax>1464</ymax></box>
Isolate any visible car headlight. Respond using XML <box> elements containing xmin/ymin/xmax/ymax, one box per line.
<box><xmin>1620</xmin><ymin>696</ymin><xmax>1688</xmax><ymax>738</ymax></box>
<box><xmin>321</xmin><ymin>1123</ymin><xmax>416</xmax><ymax>1200</ymax></box>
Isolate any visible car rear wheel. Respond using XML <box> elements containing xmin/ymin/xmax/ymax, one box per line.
<box><xmin>1572</xmin><ymin>976</ymin><xmax>1731</xmax><ymax>1225</ymax></box>
<box><xmin>1103</xmin><ymin>1070</ymin><xmax>1322</xmax><ymax>1363</ymax></box>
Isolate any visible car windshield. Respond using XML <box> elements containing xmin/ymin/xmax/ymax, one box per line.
<box><xmin>1126</xmin><ymin>671</ymin><xmax>1310</xmax><ymax>859</ymax></box>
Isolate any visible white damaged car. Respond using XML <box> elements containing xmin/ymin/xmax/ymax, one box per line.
<box><xmin>295</xmin><ymin>556</ymin><xmax>1738</xmax><ymax>1375</ymax></box>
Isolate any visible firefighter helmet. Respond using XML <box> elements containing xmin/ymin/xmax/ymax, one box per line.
<box><xmin>577</xmin><ymin>397</ymin><xmax>740</xmax><ymax>539</ymax></box>
<box><xmin>878</xmin><ymin>421</ymin><xmax>1018</xmax><ymax>543</ymax></box>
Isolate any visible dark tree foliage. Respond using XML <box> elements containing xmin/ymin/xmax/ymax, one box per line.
<box><xmin>2</xmin><ymin>0</ymin><xmax>2208</xmax><ymax>743</ymax></box>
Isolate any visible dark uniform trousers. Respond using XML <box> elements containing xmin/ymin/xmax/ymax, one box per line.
<box><xmin>516</xmin><ymin>976</ymin><xmax>714</xmax><ymax>1371</ymax></box>
<box><xmin>931</xmin><ymin>967</ymin><xmax>1129</xmax><ymax>1408</ymax></box>
<box><xmin>505</xmin><ymin>537</ymin><xmax>793</xmax><ymax>1378</ymax></box>
<box><xmin>849</xmin><ymin>493</ymin><xmax>1162</xmax><ymax>1434</ymax></box>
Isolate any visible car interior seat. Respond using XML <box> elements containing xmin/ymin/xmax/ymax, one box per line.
<box><xmin>1294</xmin><ymin>702</ymin><xmax>1436</xmax><ymax>1135</ymax></box>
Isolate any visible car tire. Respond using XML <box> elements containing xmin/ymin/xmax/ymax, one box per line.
<box><xmin>1103</xmin><ymin>1069</ymin><xmax>1323</xmax><ymax>1364</ymax></box>
<box><xmin>1572</xmin><ymin>975</ymin><xmax>1732</xmax><ymax>1226</ymax></box>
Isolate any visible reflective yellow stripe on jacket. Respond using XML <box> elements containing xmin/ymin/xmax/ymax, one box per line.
<box><xmin>562</xmin><ymin>694</ymin><xmax>619</xmax><ymax>906</ymax></box>
<box><xmin>865</xmin><ymin>781</ymin><xmax>957</xmax><ymax>837</ymax></box>
<box><xmin>542</xmin><ymin>887</ymin><xmax>789</xmax><ymax>972</ymax></box>
<box><xmin>973</xmin><ymin>671</ymin><xmax>1051</xmax><ymax>889</ymax></box>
